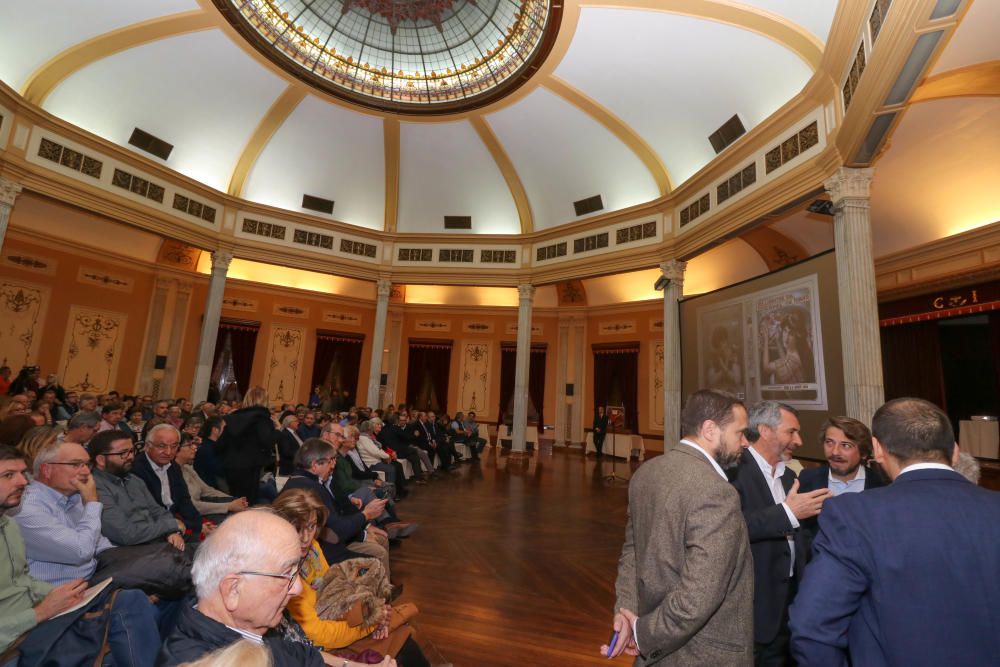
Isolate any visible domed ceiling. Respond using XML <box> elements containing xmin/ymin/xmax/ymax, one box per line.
<box><xmin>214</xmin><ymin>0</ymin><xmax>560</xmax><ymax>113</ymax></box>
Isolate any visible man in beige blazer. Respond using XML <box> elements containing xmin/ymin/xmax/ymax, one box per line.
<box><xmin>606</xmin><ymin>389</ymin><xmax>754</xmax><ymax>665</ymax></box>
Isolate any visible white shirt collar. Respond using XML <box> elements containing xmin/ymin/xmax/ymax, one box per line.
<box><xmin>828</xmin><ymin>464</ymin><xmax>866</xmax><ymax>484</ymax></box>
<box><xmin>146</xmin><ymin>453</ymin><xmax>170</xmax><ymax>473</ymax></box>
<box><xmin>899</xmin><ymin>462</ymin><xmax>953</xmax><ymax>476</ymax></box>
<box><xmin>679</xmin><ymin>439</ymin><xmax>728</xmax><ymax>481</ymax></box>
<box><xmin>748</xmin><ymin>444</ymin><xmax>785</xmax><ymax>480</ymax></box>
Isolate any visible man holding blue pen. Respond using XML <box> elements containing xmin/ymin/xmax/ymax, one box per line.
<box><xmin>604</xmin><ymin>390</ymin><xmax>754</xmax><ymax>665</ymax></box>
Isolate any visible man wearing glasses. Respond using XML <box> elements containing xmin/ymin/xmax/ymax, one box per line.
<box><xmin>89</xmin><ymin>430</ymin><xmax>189</xmax><ymax>550</ymax></box>
<box><xmin>159</xmin><ymin>509</ymin><xmax>327</xmax><ymax>667</ymax></box>
<box><xmin>132</xmin><ymin>424</ymin><xmax>207</xmax><ymax>540</ymax></box>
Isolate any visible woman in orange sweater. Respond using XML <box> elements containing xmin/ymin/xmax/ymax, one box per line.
<box><xmin>272</xmin><ymin>489</ymin><xmax>431</xmax><ymax>667</ymax></box>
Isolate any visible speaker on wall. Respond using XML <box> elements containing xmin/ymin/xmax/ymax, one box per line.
<box><xmin>380</xmin><ymin>374</ymin><xmax>388</xmax><ymax>386</ymax></box>
<box><xmin>565</xmin><ymin>383</ymin><xmax>574</xmax><ymax>396</ymax></box>
<box><xmin>154</xmin><ymin>355</ymin><xmax>168</xmax><ymax>370</ymax></box>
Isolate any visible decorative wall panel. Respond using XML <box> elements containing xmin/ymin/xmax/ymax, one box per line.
<box><xmin>458</xmin><ymin>341</ymin><xmax>491</xmax><ymax>415</ymax></box>
<box><xmin>415</xmin><ymin>319</ymin><xmax>451</xmax><ymax>332</ymax></box>
<box><xmin>504</xmin><ymin>322</ymin><xmax>543</xmax><ymax>336</ymax></box>
<box><xmin>598</xmin><ymin>320</ymin><xmax>637</xmax><ymax>335</ymax></box>
<box><xmin>222</xmin><ymin>296</ymin><xmax>258</xmax><ymax>312</ymax></box>
<box><xmin>273</xmin><ymin>303</ymin><xmax>309</xmax><ymax>318</ymax></box>
<box><xmin>76</xmin><ymin>267</ymin><xmax>134</xmax><ymax>293</ymax></box>
<box><xmin>0</xmin><ymin>280</ymin><xmax>49</xmax><ymax>370</ymax></box>
<box><xmin>651</xmin><ymin>341</ymin><xmax>664</xmax><ymax>428</ymax></box>
<box><xmin>649</xmin><ymin>319</ymin><xmax>663</xmax><ymax>331</ymax></box>
<box><xmin>4</xmin><ymin>251</ymin><xmax>57</xmax><ymax>276</ymax></box>
<box><xmin>58</xmin><ymin>306</ymin><xmax>127</xmax><ymax>393</ymax></box>
<box><xmin>462</xmin><ymin>320</ymin><xmax>494</xmax><ymax>333</ymax></box>
<box><xmin>264</xmin><ymin>326</ymin><xmax>305</xmax><ymax>405</ymax></box>
<box><xmin>323</xmin><ymin>311</ymin><xmax>361</xmax><ymax>326</ymax></box>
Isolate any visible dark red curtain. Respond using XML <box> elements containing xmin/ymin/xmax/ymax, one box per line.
<box><xmin>208</xmin><ymin>319</ymin><xmax>259</xmax><ymax>402</ymax></box>
<box><xmin>592</xmin><ymin>344</ymin><xmax>640</xmax><ymax>434</ymax></box>
<box><xmin>880</xmin><ymin>321</ymin><xmax>945</xmax><ymax>408</ymax></box>
<box><xmin>311</xmin><ymin>331</ymin><xmax>364</xmax><ymax>410</ymax></box>
<box><xmin>498</xmin><ymin>344</ymin><xmax>546</xmax><ymax>426</ymax></box>
<box><xmin>406</xmin><ymin>340</ymin><xmax>452</xmax><ymax>413</ymax></box>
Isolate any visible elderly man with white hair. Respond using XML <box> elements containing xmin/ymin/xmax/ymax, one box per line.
<box><xmin>158</xmin><ymin>509</ymin><xmax>396</xmax><ymax>667</ymax></box>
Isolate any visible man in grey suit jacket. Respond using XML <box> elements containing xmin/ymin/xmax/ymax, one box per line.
<box><xmin>607</xmin><ymin>389</ymin><xmax>754</xmax><ymax>665</ymax></box>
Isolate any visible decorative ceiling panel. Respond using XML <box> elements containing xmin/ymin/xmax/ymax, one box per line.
<box><xmin>486</xmin><ymin>87</ymin><xmax>659</xmax><ymax>231</ymax></box>
<box><xmin>0</xmin><ymin>0</ymin><xmax>200</xmax><ymax>92</ymax></box>
<box><xmin>243</xmin><ymin>94</ymin><xmax>385</xmax><ymax>230</ymax></box>
<box><xmin>555</xmin><ymin>9</ymin><xmax>813</xmax><ymax>188</ymax></box>
<box><xmin>398</xmin><ymin>119</ymin><xmax>519</xmax><ymax>234</ymax></box>
<box><xmin>43</xmin><ymin>30</ymin><xmax>287</xmax><ymax>192</ymax></box>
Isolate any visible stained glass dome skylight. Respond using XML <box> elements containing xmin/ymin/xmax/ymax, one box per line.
<box><xmin>216</xmin><ymin>0</ymin><xmax>561</xmax><ymax>114</ymax></box>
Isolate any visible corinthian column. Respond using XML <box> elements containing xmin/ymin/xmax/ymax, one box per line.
<box><xmin>0</xmin><ymin>178</ymin><xmax>24</xmax><ymax>254</ymax></box>
<box><xmin>510</xmin><ymin>283</ymin><xmax>535</xmax><ymax>456</ymax></box>
<box><xmin>365</xmin><ymin>278</ymin><xmax>392</xmax><ymax>408</ymax></box>
<box><xmin>826</xmin><ymin>167</ymin><xmax>884</xmax><ymax>424</ymax></box>
<box><xmin>191</xmin><ymin>249</ymin><xmax>233</xmax><ymax>402</ymax></box>
<box><xmin>660</xmin><ymin>260</ymin><xmax>686</xmax><ymax>445</ymax></box>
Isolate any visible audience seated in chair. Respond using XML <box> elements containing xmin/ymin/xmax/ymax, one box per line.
<box><xmin>175</xmin><ymin>431</ymin><xmax>249</xmax><ymax>524</ymax></box>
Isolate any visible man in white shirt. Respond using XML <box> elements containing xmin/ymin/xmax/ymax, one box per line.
<box><xmin>728</xmin><ymin>401</ymin><xmax>830</xmax><ymax>666</ymax></box>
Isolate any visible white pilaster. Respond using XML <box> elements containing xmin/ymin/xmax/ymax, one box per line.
<box><xmin>191</xmin><ymin>249</ymin><xmax>233</xmax><ymax>401</ymax></box>
<box><xmin>511</xmin><ymin>284</ymin><xmax>535</xmax><ymax>453</ymax></box>
<box><xmin>0</xmin><ymin>179</ymin><xmax>24</xmax><ymax>254</ymax></box>
<box><xmin>660</xmin><ymin>260</ymin><xmax>686</xmax><ymax>445</ymax></box>
<box><xmin>826</xmin><ymin>167</ymin><xmax>884</xmax><ymax>424</ymax></box>
<box><xmin>365</xmin><ymin>278</ymin><xmax>392</xmax><ymax>408</ymax></box>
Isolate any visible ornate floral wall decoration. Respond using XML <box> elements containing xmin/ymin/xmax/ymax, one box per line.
<box><xmin>59</xmin><ymin>306</ymin><xmax>127</xmax><ymax>393</ymax></box>
<box><xmin>598</xmin><ymin>320</ymin><xmax>637</xmax><ymax>335</ymax></box>
<box><xmin>462</xmin><ymin>320</ymin><xmax>494</xmax><ymax>333</ymax></box>
<box><xmin>504</xmin><ymin>322</ymin><xmax>543</xmax><ymax>336</ymax></box>
<box><xmin>415</xmin><ymin>319</ymin><xmax>451</xmax><ymax>332</ymax></box>
<box><xmin>458</xmin><ymin>341</ymin><xmax>491</xmax><ymax>416</ymax></box>
<box><xmin>77</xmin><ymin>266</ymin><xmax>133</xmax><ymax>293</ymax></box>
<box><xmin>264</xmin><ymin>325</ymin><xmax>305</xmax><ymax>405</ymax></box>
<box><xmin>650</xmin><ymin>342</ymin><xmax>664</xmax><ymax>428</ymax></box>
<box><xmin>0</xmin><ymin>280</ymin><xmax>48</xmax><ymax>370</ymax></box>
<box><xmin>323</xmin><ymin>311</ymin><xmax>361</xmax><ymax>326</ymax></box>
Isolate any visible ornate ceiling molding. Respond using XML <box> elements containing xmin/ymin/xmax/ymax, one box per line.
<box><xmin>228</xmin><ymin>84</ymin><xmax>307</xmax><ymax>196</ymax></box>
<box><xmin>20</xmin><ymin>11</ymin><xmax>217</xmax><ymax>106</ymax></box>
<box><xmin>910</xmin><ymin>60</ymin><xmax>1000</xmax><ymax>104</ymax></box>
<box><xmin>543</xmin><ymin>75</ymin><xmax>672</xmax><ymax>196</ymax></box>
<box><xmin>741</xmin><ymin>225</ymin><xmax>808</xmax><ymax>271</ymax></box>
<box><xmin>471</xmin><ymin>116</ymin><xmax>533</xmax><ymax>234</ymax></box>
<box><xmin>383</xmin><ymin>118</ymin><xmax>401</xmax><ymax>233</ymax></box>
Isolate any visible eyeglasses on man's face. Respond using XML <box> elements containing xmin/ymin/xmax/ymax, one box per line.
<box><xmin>238</xmin><ymin>558</ymin><xmax>304</xmax><ymax>592</ymax></box>
<box><xmin>147</xmin><ymin>442</ymin><xmax>180</xmax><ymax>452</ymax></box>
<box><xmin>47</xmin><ymin>460</ymin><xmax>90</xmax><ymax>471</ymax></box>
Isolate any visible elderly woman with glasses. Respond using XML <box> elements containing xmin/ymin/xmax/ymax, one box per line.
<box><xmin>271</xmin><ymin>489</ymin><xmax>422</xmax><ymax>666</ymax></box>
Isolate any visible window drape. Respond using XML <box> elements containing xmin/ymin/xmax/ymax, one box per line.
<box><xmin>208</xmin><ymin>319</ymin><xmax>260</xmax><ymax>403</ymax></box>
<box><xmin>311</xmin><ymin>331</ymin><xmax>364</xmax><ymax>411</ymax></box>
<box><xmin>592</xmin><ymin>343</ymin><xmax>640</xmax><ymax>434</ymax></box>
<box><xmin>880</xmin><ymin>321</ymin><xmax>946</xmax><ymax>408</ymax></box>
<box><xmin>498</xmin><ymin>344</ymin><xmax>546</xmax><ymax>426</ymax></box>
<box><xmin>406</xmin><ymin>339</ymin><xmax>453</xmax><ymax>413</ymax></box>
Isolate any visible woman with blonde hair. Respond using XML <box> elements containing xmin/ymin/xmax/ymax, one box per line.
<box><xmin>179</xmin><ymin>640</ymin><xmax>272</xmax><ymax>667</ymax></box>
<box><xmin>217</xmin><ymin>385</ymin><xmax>276</xmax><ymax>504</ymax></box>
<box><xmin>271</xmin><ymin>488</ymin><xmax>425</xmax><ymax>666</ymax></box>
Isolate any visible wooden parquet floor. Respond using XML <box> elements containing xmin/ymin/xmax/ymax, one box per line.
<box><xmin>389</xmin><ymin>445</ymin><xmax>641</xmax><ymax>667</ymax></box>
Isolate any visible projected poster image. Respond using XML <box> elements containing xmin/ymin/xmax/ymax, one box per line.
<box><xmin>698</xmin><ymin>302</ymin><xmax>747</xmax><ymax>399</ymax></box>
<box><xmin>753</xmin><ymin>275</ymin><xmax>827</xmax><ymax>408</ymax></box>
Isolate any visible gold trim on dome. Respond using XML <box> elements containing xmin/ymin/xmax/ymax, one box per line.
<box><xmin>471</xmin><ymin>116</ymin><xmax>533</xmax><ymax>234</ymax></box>
<box><xmin>383</xmin><ymin>118</ymin><xmax>401</xmax><ymax>232</ymax></box>
<box><xmin>544</xmin><ymin>75</ymin><xmax>671</xmax><ymax>195</ymax></box>
<box><xmin>228</xmin><ymin>84</ymin><xmax>307</xmax><ymax>196</ymax></box>
<box><xmin>21</xmin><ymin>11</ymin><xmax>217</xmax><ymax>106</ymax></box>
<box><xmin>910</xmin><ymin>61</ymin><xmax>1000</xmax><ymax>104</ymax></box>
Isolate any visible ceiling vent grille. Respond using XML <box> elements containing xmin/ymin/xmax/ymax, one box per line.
<box><xmin>573</xmin><ymin>232</ymin><xmax>609</xmax><ymax>254</ymax></box>
<box><xmin>443</xmin><ymin>215</ymin><xmax>472</xmax><ymax>229</ymax></box>
<box><xmin>717</xmin><ymin>162</ymin><xmax>757</xmax><ymax>204</ymax></box>
<box><xmin>128</xmin><ymin>128</ymin><xmax>173</xmax><ymax>160</ymax></box>
<box><xmin>37</xmin><ymin>137</ymin><xmax>103</xmax><ymax>179</ymax></box>
<box><xmin>708</xmin><ymin>114</ymin><xmax>746</xmax><ymax>154</ymax></box>
<box><xmin>341</xmin><ymin>238</ymin><xmax>377</xmax><ymax>258</ymax></box>
<box><xmin>869</xmin><ymin>0</ymin><xmax>892</xmax><ymax>43</ymax></box>
<box><xmin>242</xmin><ymin>218</ymin><xmax>286</xmax><ymax>240</ymax></box>
<box><xmin>293</xmin><ymin>229</ymin><xmax>334</xmax><ymax>249</ymax></box>
<box><xmin>481</xmin><ymin>250</ymin><xmax>517</xmax><ymax>264</ymax></box>
<box><xmin>616</xmin><ymin>221</ymin><xmax>657</xmax><ymax>245</ymax></box>
<box><xmin>536</xmin><ymin>242</ymin><xmax>567</xmax><ymax>262</ymax></box>
<box><xmin>301</xmin><ymin>194</ymin><xmax>334</xmax><ymax>214</ymax></box>
<box><xmin>842</xmin><ymin>43</ymin><xmax>867</xmax><ymax>111</ymax></box>
<box><xmin>573</xmin><ymin>194</ymin><xmax>604</xmax><ymax>216</ymax></box>
<box><xmin>765</xmin><ymin>121</ymin><xmax>819</xmax><ymax>175</ymax></box>
<box><xmin>439</xmin><ymin>248</ymin><xmax>474</xmax><ymax>262</ymax></box>
<box><xmin>679</xmin><ymin>194</ymin><xmax>711</xmax><ymax>227</ymax></box>
<box><xmin>172</xmin><ymin>193</ymin><xmax>217</xmax><ymax>224</ymax></box>
<box><xmin>398</xmin><ymin>248</ymin><xmax>433</xmax><ymax>262</ymax></box>
<box><xmin>112</xmin><ymin>168</ymin><xmax>165</xmax><ymax>203</ymax></box>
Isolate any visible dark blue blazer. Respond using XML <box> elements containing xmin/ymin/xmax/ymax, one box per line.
<box><xmin>131</xmin><ymin>453</ymin><xmax>203</xmax><ymax>534</ymax></box>
<box><xmin>789</xmin><ymin>468</ymin><xmax>1000</xmax><ymax>666</ymax></box>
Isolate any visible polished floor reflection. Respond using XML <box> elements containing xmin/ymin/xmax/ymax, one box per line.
<box><xmin>391</xmin><ymin>445</ymin><xmax>639</xmax><ymax>666</ymax></box>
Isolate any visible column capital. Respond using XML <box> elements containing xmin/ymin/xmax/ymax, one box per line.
<box><xmin>825</xmin><ymin>167</ymin><xmax>874</xmax><ymax>205</ymax></box>
<box><xmin>376</xmin><ymin>278</ymin><xmax>393</xmax><ymax>298</ymax></box>
<box><xmin>518</xmin><ymin>283</ymin><xmax>535</xmax><ymax>300</ymax></box>
<box><xmin>659</xmin><ymin>259</ymin><xmax>687</xmax><ymax>286</ymax></box>
<box><xmin>0</xmin><ymin>178</ymin><xmax>23</xmax><ymax>208</ymax></box>
<box><xmin>211</xmin><ymin>249</ymin><xmax>234</xmax><ymax>271</ymax></box>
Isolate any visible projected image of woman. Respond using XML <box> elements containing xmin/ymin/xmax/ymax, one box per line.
<box><xmin>760</xmin><ymin>309</ymin><xmax>815</xmax><ymax>385</ymax></box>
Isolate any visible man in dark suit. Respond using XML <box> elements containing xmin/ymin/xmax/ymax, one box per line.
<box><xmin>797</xmin><ymin>416</ymin><xmax>886</xmax><ymax>560</ymax></box>
<box><xmin>607</xmin><ymin>389</ymin><xmax>754</xmax><ymax>664</ymax></box>
<box><xmin>132</xmin><ymin>423</ymin><xmax>204</xmax><ymax>538</ymax></box>
<box><xmin>728</xmin><ymin>401</ymin><xmax>830</xmax><ymax>666</ymax></box>
<box><xmin>790</xmin><ymin>398</ymin><xmax>1000</xmax><ymax>666</ymax></box>
<box><xmin>419</xmin><ymin>411</ymin><xmax>454</xmax><ymax>470</ymax></box>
